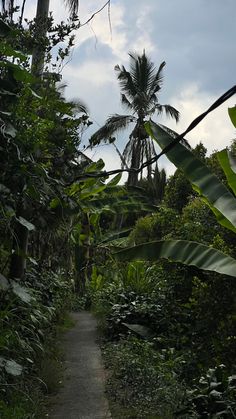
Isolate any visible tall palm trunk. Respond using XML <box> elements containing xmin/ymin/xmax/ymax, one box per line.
<box><xmin>9</xmin><ymin>1</ymin><xmax>49</xmax><ymax>280</ymax></box>
<box><xmin>31</xmin><ymin>0</ymin><xmax>50</xmax><ymax>77</ymax></box>
<box><xmin>127</xmin><ymin>139</ymin><xmax>142</xmax><ymax>186</ymax></box>
<box><xmin>127</xmin><ymin>119</ymin><xmax>147</xmax><ymax>186</ymax></box>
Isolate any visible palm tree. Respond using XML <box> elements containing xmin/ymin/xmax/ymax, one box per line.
<box><xmin>90</xmin><ymin>51</ymin><xmax>180</xmax><ymax>186</ymax></box>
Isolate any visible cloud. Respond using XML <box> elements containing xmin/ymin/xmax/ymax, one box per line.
<box><xmin>163</xmin><ymin>84</ymin><xmax>236</xmax><ymax>154</ymax></box>
<box><xmin>74</xmin><ymin>1</ymin><xmax>128</xmax><ymax>60</ymax></box>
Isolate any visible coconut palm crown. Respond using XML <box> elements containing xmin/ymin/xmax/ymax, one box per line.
<box><xmin>90</xmin><ymin>51</ymin><xmax>180</xmax><ymax>186</ymax></box>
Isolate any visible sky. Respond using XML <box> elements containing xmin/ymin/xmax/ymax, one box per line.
<box><xmin>17</xmin><ymin>0</ymin><xmax>236</xmax><ymax>177</ymax></box>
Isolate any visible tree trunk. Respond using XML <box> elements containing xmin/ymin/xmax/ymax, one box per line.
<box><xmin>31</xmin><ymin>0</ymin><xmax>50</xmax><ymax>77</ymax></box>
<box><xmin>127</xmin><ymin>138</ymin><xmax>141</xmax><ymax>186</ymax></box>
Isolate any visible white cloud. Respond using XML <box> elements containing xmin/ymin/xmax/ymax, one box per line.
<box><xmin>65</xmin><ymin>59</ymin><xmax>115</xmax><ymax>87</ymax></box>
<box><xmin>162</xmin><ymin>84</ymin><xmax>236</xmax><ymax>154</ymax></box>
<box><xmin>73</xmin><ymin>1</ymin><xmax>128</xmax><ymax>60</ymax></box>
<box><xmin>129</xmin><ymin>5</ymin><xmax>155</xmax><ymax>53</ymax></box>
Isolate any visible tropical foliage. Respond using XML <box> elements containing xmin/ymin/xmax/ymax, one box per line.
<box><xmin>1</xmin><ymin>3</ymin><xmax>236</xmax><ymax>419</ymax></box>
<box><xmin>89</xmin><ymin>109</ymin><xmax>236</xmax><ymax>417</ymax></box>
<box><xmin>115</xmin><ymin>115</ymin><xmax>236</xmax><ymax>277</ymax></box>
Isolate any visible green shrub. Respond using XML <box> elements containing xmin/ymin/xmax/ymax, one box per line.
<box><xmin>186</xmin><ymin>365</ymin><xmax>236</xmax><ymax>418</ymax></box>
<box><xmin>103</xmin><ymin>337</ymin><xmax>195</xmax><ymax>418</ymax></box>
<box><xmin>128</xmin><ymin>207</ymin><xmax>179</xmax><ymax>245</ymax></box>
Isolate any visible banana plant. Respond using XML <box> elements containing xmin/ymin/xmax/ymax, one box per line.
<box><xmin>115</xmin><ymin>107</ymin><xmax>236</xmax><ymax>278</ymax></box>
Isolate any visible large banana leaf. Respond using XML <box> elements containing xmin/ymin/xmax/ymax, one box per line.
<box><xmin>115</xmin><ymin>240</ymin><xmax>236</xmax><ymax>278</ymax></box>
<box><xmin>145</xmin><ymin>121</ymin><xmax>236</xmax><ymax>232</ymax></box>
<box><xmin>228</xmin><ymin>106</ymin><xmax>236</xmax><ymax>128</ymax></box>
<box><xmin>217</xmin><ymin>149</ymin><xmax>236</xmax><ymax>195</ymax></box>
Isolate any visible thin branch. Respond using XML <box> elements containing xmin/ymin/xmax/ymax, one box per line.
<box><xmin>66</xmin><ymin>85</ymin><xmax>236</xmax><ymax>184</ymax></box>
<box><xmin>108</xmin><ymin>0</ymin><xmax>112</xmax><ymax>40</ymax></box>
<box><xmin>80</xmin><ymin>0</ymin><xmax>111</xmax><ymax>27</ymax></box>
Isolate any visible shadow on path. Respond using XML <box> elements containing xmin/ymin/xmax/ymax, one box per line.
<box><xmin>49</xmin><ymin>311</ymin><xmax>111</xmax><ymax>419</ymax></box>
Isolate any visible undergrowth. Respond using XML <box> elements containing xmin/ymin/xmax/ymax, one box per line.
<box><xmin>103</xmin><ymin>337</ymin><xmax>195</xmax><ymax>419</ymax></box>
<box><xmin>0</xmin><ymin>269</ymin><xmax>75</xmax><ymax>419</ymax></box>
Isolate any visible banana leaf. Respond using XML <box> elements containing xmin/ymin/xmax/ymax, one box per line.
<box><xmin>217</xmin><ymin>149</ymin><xmax>236</xmax><ymax>195</ymax></box>
<box><xmin>115</xmin><ymin>239</ymin><xmax>236</xmax><ymax>278</ymax></box>
<box><xmin>146</xmin><ymin>121</ymin><xmax>236</xmax><ymax>232</ymax></box>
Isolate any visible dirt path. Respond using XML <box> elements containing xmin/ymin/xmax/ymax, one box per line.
<box><xmin>48</xmin><ymin>311</ymin><xmax>111</xmax><ymax>419</ymax></box>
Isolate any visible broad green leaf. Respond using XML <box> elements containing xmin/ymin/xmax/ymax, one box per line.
<box><xmin>4</xmin><ymin>122</ymin><xmax>17</xmax><ymax>138</ymax></box>
<box><xmin>5</xmin><ymin>359</ymin><xmax>23</xmax><ymax>376</ymax></box>
<box><xmin>0</xmin><ymin>43</ymin><xmax>26</xmax><ymax>61</ymax></box>
<box><xmin>28</xmin><ymin>88</ymin><xmax>42</xmax><ymax>99</ymax></box>
<box><xmin>106</xmin><ymin>173</ymin><xmax>122</xmax><ymax>187</ymax></box>
<box><xmin>146</xmin><ymin>121</ymin><xmax>236</xmax><ymax>232</ymax></box>
<box><xmin>85</xmin><ymin>159</ymin><xmax>105</xmax><ymax>173</ymax></box>
<box><xmin>217</xmin><ymin>149</ymin><xmax>236</xmax><ymax>195</ymax></box>
<box><xmin>28</xmin><ymin>257</ymin><xmax>38</xmax><ymax>266</ymax></box>
<box><xmin>12</xmin><ymin>281</ymin><xmax>32</xmax><ymax>303</ymax></box>
<box><xmin>79</xmin><ymin>184</ymin><xmax>106</xmax><ymax>200</ymax></box>
<box><xmin>100</xmin><ymin>228</ymin><xmax>132</xmax><ymax>243</ymax></box>
<box><xmin>16</xmin><ymin>216</ymin><xmax>35</xmax><ymax>231</ymax></box>
<box><xmin>228</xmin><ymin>107</ymin><xmax>236</xmax><ymax>128</ymax></box>
<box><xmin>122</xmin><ymin>323</ymin><xmax>153</xmax><ymax>338</ymax></box>
<box><xmin>115</xmin><ymin>240</ymin><xmax>236</xmax><ymax>278</ymax></box>
<box><xmin>0</xmin><ymin>357</ymin><xmax>23</xmax><ymax>376</ymax></box>
<box><xmin>0</xmin><ymin>61</ymin><xmax>33</xmax><ymax>83</ymax></box>
<box><xmin>0</xmin><ymin>273</ymin><xmax>9</xmax><ymax>290</ymax></box>
<box><xmin>49</xmin><ymin>197</ymin><xmax>61</xmax><ymax>209</ymax></box>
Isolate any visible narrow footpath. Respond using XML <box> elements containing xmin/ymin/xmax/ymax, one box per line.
<box><xmin>49</xmin><ymin>311</ymin><xmax>111</xmax><ymax>419</ymax></box>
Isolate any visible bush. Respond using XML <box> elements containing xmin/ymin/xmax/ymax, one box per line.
<box><xmin>186</xmin><ymin>365</ymin><xmax>236</xmax><ymax>418</ymax></box>
<box><xmin>0</xmin><ymin>269</ymin><xmax>74</xmax><ymax>418</ymax></box>
<box><xmin>128</xmin><ymin>207</ymin><xmax>179</xmax><ymax>245</ymax></box>
<box><xmin>103</xmin><ymin>337</ymin><xmax>195</xmax><ymax>418</ymax></box>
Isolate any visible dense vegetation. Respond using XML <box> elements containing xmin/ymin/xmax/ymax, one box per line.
<box><xmin>0</xmin><ymin>3</ymin><xmax>236</xmax><ymax>419</ymax></box>
<box><xmin>89</xmin><ymin>165</ymin><xmax>236</xmax><ymax>417</ymax></box>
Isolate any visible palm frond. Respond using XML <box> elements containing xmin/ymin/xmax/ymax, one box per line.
<box><xmin>64</xmin><ymin>0</ymin><xmax>79</xmax><ymax>16</ymax></box>
<box><xmin>121</xmin><ymin>94</ymin><xmax>133</xmax><ymax>111</ymax></box>
<box><xmin>152</xmin><ymin>61</ymin><xmax>166</xmax><ymax>88</ymax></box>
<box><xmin>156</xmin><ymin>104</ymin><xmax>180</xmax><ymax>122</ymax></box>
<box><xmin>112</xmin><ymin>142</ymin><xmax>128</xmax><ymax>168</ymax></box>
<box><xmin>89</xmin><ymin>114</ymin><xmax>135</xmax><ymax>147</ymax></box>
<box><xmin>147</xmin><ymin>61</ymin><xmax>166</xmax><ymax>100</ymax></box>
<box><xmin>115</xmin><ymin>64</ymin><xmax>137</xmax><ymax>100</ymax></box>
<box><xmin>122</xmin><ymin>137</ymin><xmax>137</xmax><ymax>167</ymax></box>
<box><xmin>69</xmin><ymin>99</ymin><xmax>88</xmax><ymax>115</ymax></box>
<box><xmin>129</xmin><ymin>52</ymin><xmax>154</xmax><ymax>92</ymax></box>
